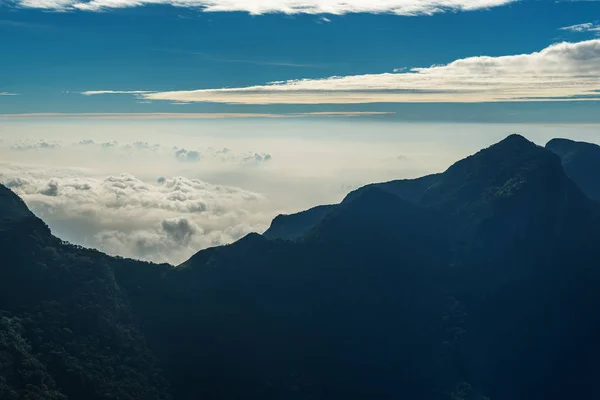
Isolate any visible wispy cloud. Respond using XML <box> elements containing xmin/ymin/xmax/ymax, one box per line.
<box><xmin>135</xmin><ymin>39</ymin><xmax>600</xmax><ymax>104</ymax></box>
<box><xmin>0</xmin><ymin>112</ymin><xmax>394</xmax><ymax>119</ymax></box>
<box><xmin>0</xmin><ymin>19</ymin><xmax>54</xmax><ymax>29</ymax></box>
<box><xmin>560</xmin><ymin>22</ymin><xmax>600</xmax><ymax>35</ymax></box>
<box><xmin>0</xmin><ymin>92</ymin><xmax>18</xmax><ymax>96</ymax></box>
<box><xmin>14</xmin><ymin>0</ymin><xmax>517</xmax><ymax>16</ymax></box>
<box><xmin>81</xmin><ymin>90</ymin><xmax>155</xmax><ymax>96</ymax></box>
<box><xmin>151</xmin><ymin>48</ymin><xmax>322</xmax><ymax>68</ymax></box>
<box><xmin>296</xmin><ymin>112</ymin><xmax>395</xmax><ymax>117</ymax></box>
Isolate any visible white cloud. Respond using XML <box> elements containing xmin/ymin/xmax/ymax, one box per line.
<box><xmin>125</xmin><ymin>141</ymin><xmax>161</xmax><ymax>151</ymax></box>
<box><xmin>77</xmin><ymin>139</ymin><xmax>96</xmax><ymax>145</ymax></box>
<box><xmin>0</xmin><ymin>136</ymin><xmax>288</xmax><ymax>264</ymax></box>
<box><xmin>15</xmin><ymin>0</ymin><xmax>516</xmax><ymax>15</ymax></box>
<box><xmin>1</xmin><ymin>170</ymin><xmax>269</xmax><ymax>264</ymax></box>
<box><xmin>139</xmin><ymin>40</ymin><xmax>600</xmax><ymax>104</ymax></box>
<box><xmin>0</xmin><ymin>92</ymin><xmax>18</xmax><ymax>96</ymax></box>
<box><xmin>101</xmin><ymin>141</ymin><xmax>118</xmax><ymax>148</ymax></box>
<box><xmin>560</xmin><ymin>22</ymin><xmax>600</xmax><ymax>34</ymax></box>
<box><xmin>175</xmin><ymin>148</ymin><xmax>202</xmax><ymax>162</ymax></box>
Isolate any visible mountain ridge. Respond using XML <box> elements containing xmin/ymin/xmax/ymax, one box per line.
<box><xmin>546</xmin><ymin>137</ymin><xmax>600</xmax><ymax>201</ymax></box>
<box><xmin>3</xmin><ymin>134</ymin><xmax>600</xmax><ymax>399</ymax></box>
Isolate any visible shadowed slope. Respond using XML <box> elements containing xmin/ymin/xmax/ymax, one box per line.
<box><xmin>546</xmin><ymin>138</ymin><xmax>600</xmax><ymax>201</ymax></box>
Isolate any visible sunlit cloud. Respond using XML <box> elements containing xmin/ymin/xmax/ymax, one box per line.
<box><xmin>560</xmin><ymin>22</ymin><xmax>600</xmax><ymax>34</ymax></box>
<box><xmin>15</xmin><ymin>0</ymin><xmax>517</xmax><ymax>15</ymax></box>
<box><xmin>134</xmin><ymin>40</ymin><xmax>600</xmax><ymax>104</ymax></box>
<box><xmin>2</xmin><ymin>170</ymin><xmax>267</xmax><ymax>264</ymax></box>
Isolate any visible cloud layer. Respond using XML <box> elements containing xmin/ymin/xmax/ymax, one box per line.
<box><xmin>137</xmin><ymin>40</ymin><xmax>600</xmax><ymax>104</ymax></box>
<box><xmin>0</xmin><ymin>137</ymin><xmax>282</xmax><ymax>264</ymax></box>
<box><xmin>2</xmin><ymin>169</ymin><xmax>269</xmax><ymax>264</ymax></box>
<box><xmin>15</xmin><ymin>0</ymin><xmax>515</xmax><ymax>15</ymax></box>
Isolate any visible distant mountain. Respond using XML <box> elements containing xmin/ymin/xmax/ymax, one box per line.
<box><xmin>263</xmin><ymin>204</ymin><xmax>336</xmax><ymax>240</ymax></box>
<box><xmin>2</xmin><ymin>135</ymin><xmax>600</xmax><ymax>400</ymax></box>
<box><xmin>264</xmin><ymin>174</ymin><xmax>440</xmax><ymax>240</ymax></box>
<box><xmin>546</xmin><ymin>138</ymin><xmax>600</xmax><ymax>201</ymax></box>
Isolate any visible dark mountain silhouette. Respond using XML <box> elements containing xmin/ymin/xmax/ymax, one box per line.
<box><xmin>135</xmin><ymin>135</ymin><xmax>600</xmax><ymax>400</ymax></box>
<box><xmin>546</xmin><ymin>138</ymin><xmax>600</xmax><ymax>201</ymax></box>
<box><xmin>2</xmin><ymin>134</ymin><xmax>600</xmax><ymax>400</ymax></box>
<box><xmin>263</xmin><ymin>204</ymin><xmax>336</xmax><ymax>240</ymax></box>
<box><xmin>0</xmin><ymin>184</ymin><xmax>35</xmax><ymax>220</ymax></box>
<box><xmin>264</xmin><ymin>174</ymin><xmax>440</xmax><ymax>240</ymax></box>
<box><xmin>0</xmin><ymin>188</ymin><xmax>172</xmax><ymax>400</ymax></box>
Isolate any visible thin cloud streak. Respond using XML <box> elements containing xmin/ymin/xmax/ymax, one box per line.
<box><xmin>81</xmin><ymin>90</ymin><xmax>155</xmax><ymax>96</ymax></box>
<box><xmin>152</xmin><ymin>48</ymin><xmax>326</xmax><ymax>68</ymax></box>
<box><xmin>0</xmin><ymin>19</ymin><xmax>55</xmax><ymax>29</ymax></box>
<box><xmin>0</xmin><ymin>112</ymin><xmax>394</xmax><ymax>119</ymax></box>
<box><xmin>560</xmin><ymin>22</ymin><xmax>600</xmax><ymax>33</ymax></box>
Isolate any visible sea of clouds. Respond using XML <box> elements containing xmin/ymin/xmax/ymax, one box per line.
<box><xmin>2</xmin><ymin>120</ymin><xmax>595</xmax><ymax>265</ymax></box>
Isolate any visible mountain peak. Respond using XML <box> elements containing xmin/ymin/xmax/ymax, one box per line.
<box><xmin>418</xmin><ymin>134</ymin><xmax>590</xmax><ymax>253</ymax></box>
<box><xmin>501</xmin><ymin>133</ymin><xmax>534</xmax><ymax>144</ymax></box>
<box><xmin>420</xmin><ymin>134</ymin><xmax>559</xmax><ymax>208</ymax></box>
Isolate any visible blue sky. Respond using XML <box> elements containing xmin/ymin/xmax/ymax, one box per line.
<box><xmin>1</xmin><ymin>0</ymin><xmax>599</xmax><ymax>121</ymax></box>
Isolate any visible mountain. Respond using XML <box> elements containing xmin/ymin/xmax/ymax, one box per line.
<box><xmin>264</xmin><ymin>174</ymin><xmax>440</xmax><ymax>240</ymax></box>
<box><xmin>546</xmin><ymin>138</ymin><xmax>600</xmax><ymax>201</ymax></box>
<box><xmin>135</xmin><ymin>135</ymin><xmax>600</xmax><ymax>399</ymax></box>
<box><xmin>263</xmin><ymin>204</ymin><xmax>336</xmax><ymax>240</ymax></box>
<box><xmin>2</xmin><ymin>135</ymin><xmax>600</xmax><ymax>400</ymax></box>
<box><xmin>0</xmin><ymin>185</ymin><xmax>172</xmax><ymax>400</ymax></box>
<box><xmin>0</xmin><ymin>184</ymin><xmax>35</xmax><ymax>220</ymax></box>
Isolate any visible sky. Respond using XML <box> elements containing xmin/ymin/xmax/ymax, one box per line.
<box><xmin>1</xmin><ymin>0</ymin><xmax>600</xmax><ymax>264</ymax></box>
<box><xmin>1</xmin><ymin>0</ymin><xmax>599</xmax><ymax>119</ymax></box>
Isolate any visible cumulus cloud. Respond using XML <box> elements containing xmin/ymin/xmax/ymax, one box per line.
<box><xmin>175</xmin><ymin>148</ymin><xmax>202</xmax><ymax>162</ymax></box>
<box><xmin>560</xmin><ymin>22</ymin><xmax>600</xmax><ymax>34</ymax></box>
<box><xmin>125</xmin><ymin>141</ymin><xmax>161</xmax><ymax>151</ymax></box>
<box><xmin>1</xmin><ymin>171</ymin><xmax>270</xmax><ymax>264</ymax></box>
<box><xmin>241</xmin><ymin>152</ymin><xmax>273</xmax><ymax>165</ymax></box>
<box><xmin>11</xmin><ymin>139</ymin><xmax>61</xmax><ymax>151</ymax></box>
<box><xmin>15</xmin><ymin>0</ymin><xmax>515</xmax><ymax>15</ymax></box>
<box><xmin>0</xmin><ymin>123</ymin><xmax>456</xmax><ymax>265</ymax></box>
<box><xmin>101</xmin><ymin>141</ymin><xmax>118</xmax><ymax>148</ymax></box>
<box><xmin>138</xmin><ymin>39</ymin><xmax>600</xmax><ymax>104</ymax></box>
